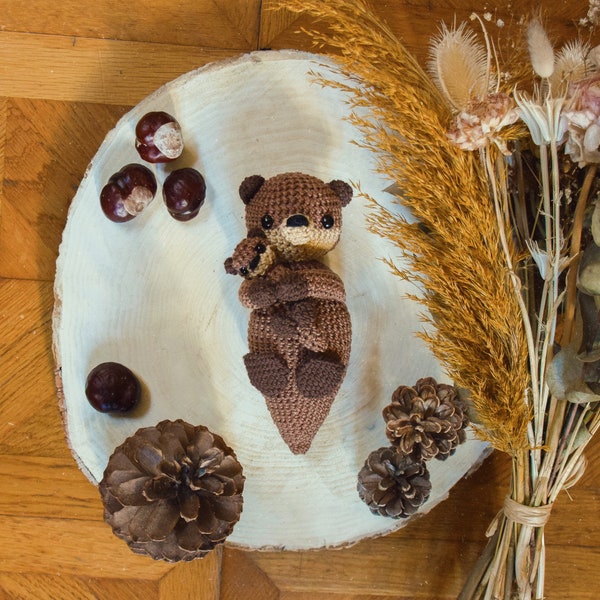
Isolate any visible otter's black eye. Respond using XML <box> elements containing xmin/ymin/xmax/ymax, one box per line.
<box><xmin>321</xmin><ymin>214</ymin><xmax>335</xmax><ymax>229</ymax></box>
<box><xmin>261</xmin><ymin>214</ymin><xmax>274</xmax><ymax>229</ymax></box>
<box><xmin>239</xmin><ymin>266</ymin><xmax>249</xmax><ymax>276</ymax></box>
<box><xmin>255</xmin><ymin>243</ymin><xmax>266</xmax><ymax>254</ymax></box>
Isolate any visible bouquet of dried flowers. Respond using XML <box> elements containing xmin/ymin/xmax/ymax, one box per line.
<box><xmin>281</xmin><ymin>0</ymin><xmax>600</xmax><ymax>598</ymax></box>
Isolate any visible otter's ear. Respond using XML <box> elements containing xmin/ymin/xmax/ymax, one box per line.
<box><xmin>239</xmin><ymin>175</ymin><xmax>265</xmax><ymax>205</ymax></box>
<box><xmin>328</xmin><ymin>179</ymin><xmax>353</xmax><ymax>207</ymax></box>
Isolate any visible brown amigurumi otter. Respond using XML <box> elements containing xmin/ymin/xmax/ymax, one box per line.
<box><xmin>225</xmin><ymin>172</ymin><xmax>353</xmax><ymax>454</ymax></box>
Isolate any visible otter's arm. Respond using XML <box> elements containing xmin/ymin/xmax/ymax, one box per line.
<box><xmin>275</xmin><ymin>261</ymin><xmax>346</xmax><ymax>303</ymax></box>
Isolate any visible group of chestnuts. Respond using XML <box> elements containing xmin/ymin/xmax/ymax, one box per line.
<box><xmin>91</xmin><ymin>111</ymin><xmax>208</xmax><ymax>413</ymax></box>
<box><xmin>100</xmin><ymin>111</ymin><xmax>206</xmax><ymax>223</ymax></box>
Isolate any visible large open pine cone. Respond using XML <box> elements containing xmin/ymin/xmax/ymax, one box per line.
<box><xmin>357</xmin><ymin>446</ymin><xmax>431</xmax><ymax>518</ymax></box>
<box><xmin>382</xmin><ymin>377</ymin><xmax>468</xmax><ymax>461</ymax></box>
<box><xmin>99</xmin><ymin>419</ymin><xmax>245</xmax><ymax>562</ymax></box>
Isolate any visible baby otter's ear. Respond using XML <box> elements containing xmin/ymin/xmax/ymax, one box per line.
<box><xmin>328</xmin><ymin>179</ymin><xmax>353</xmax><ymax>207</ymax></box>
<box><xmin>239</xmin><ymin>175</ymin><xmax>265</xmax><ymax>204</ymax></box>
<box><xmin>224</xmin><ymin>256</ymin><xmax>238</xmax><ymax>275</ymax></box>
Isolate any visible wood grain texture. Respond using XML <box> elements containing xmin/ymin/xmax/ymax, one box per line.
<box><xmin>0</xmin><ymin>0</ymin><xmax>599</xmax><ymax>598</ymax></box>
<box><xmin>0</xmin><ymin>0</ymin><xmax>261</xmax><ymax>49</ymax></box>
<box><xmin>0</xmin><ymin>32</ymin><xmax>238</xmax><ymax>105</ymax></box>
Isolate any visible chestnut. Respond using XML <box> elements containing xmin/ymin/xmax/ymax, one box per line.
<box><xmin>85</xmin><ymin>362</ymin><xmax>141</xmax><ymax>413</ymax></box>
<box><xmin>100</xmin><ymin>163</ymin><xmax>157</xmax><ymax>222</ymax></box>
<box><xmin>135</xmin><ymin>111</ymin><xmax>184</xmax><ymax>163</ymax></box>
<box><xmin>162</xmin><ymin>168</ymin><xmax>206</xmax><ymax>221</ymax></box>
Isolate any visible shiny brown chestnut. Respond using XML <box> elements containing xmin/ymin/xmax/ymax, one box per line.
<box><xmin>100</xmin><ymin>163</ymin><xmax>157</xmax><ymax>222</ymax></box>
<box><xmin>85</xmin><ymin>362</ymin><xmax>141</xmax><ymax>413</ymax></box>
<box><xmin>135</xmin><ymin>111</ymin><xmax>184</xmax><ymax>163</ymax></box>
<box><xmin>162</xmin><ymin>168</ymin><xmax>206</xmax><ymax>221</ymax></box>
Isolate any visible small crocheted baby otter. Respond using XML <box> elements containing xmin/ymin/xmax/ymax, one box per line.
<box><xmin>225</xmin><ymin>172</ymin><xmax>352</xmax><ymax>454</ymax></box>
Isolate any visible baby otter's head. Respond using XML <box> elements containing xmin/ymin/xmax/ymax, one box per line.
<box><xmin>224</xmin><ymin>231</ymin><xmax>276</xmax><ymax>279</ymax></box>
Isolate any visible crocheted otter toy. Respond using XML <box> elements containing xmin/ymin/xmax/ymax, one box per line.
<box><xmin>225</xmin><ymin>172</ymin><xmax>353</xmax><ymax>454</ymax></box>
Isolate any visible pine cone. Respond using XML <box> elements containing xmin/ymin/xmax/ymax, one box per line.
<box><xmin>99</xmin><ymin>419</ymin><xmax>245</xmax><ymax>562</ymax></box>
<box><xmin>382</xmin><ymin>377</ymin><xmax>468</xmax><ymax>461</ymax></box>
<box><xmin>357</xmin><ymin>447</ymin><xmax>431</xmax><ymax>518</ymax></box>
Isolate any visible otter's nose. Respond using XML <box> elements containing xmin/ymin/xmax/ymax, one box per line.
<box><xmin>286</xmin><ymin>214</ymin><xmax>309</xmax><ymax>227</ymax></box>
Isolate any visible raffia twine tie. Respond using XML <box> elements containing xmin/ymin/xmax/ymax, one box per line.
<box><xmin>486</xmin><ymin>497</ymin><xmax>553</xmax><ymax>537</ymax></box>
<box><xmin>502</xmin><ymin>496</ymin><xmax>553</xmax><ymax>527</ymax></box>
<box><xmin>485</xmin><ymin>454</ymin><xmax>588</xmax><ymax>538</ymax></box>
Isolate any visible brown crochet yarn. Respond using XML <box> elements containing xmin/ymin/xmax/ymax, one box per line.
<box><xmin>226</xmin><ymin>172</ymin><xmax>353</xmax><ymax>454</ymax></box>
<box><xmin>240</xmin><ymin>172</ymin><xmax>352</xmax><ymax>262</ymax></box>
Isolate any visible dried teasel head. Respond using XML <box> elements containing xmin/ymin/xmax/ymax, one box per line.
<box><xmin>428</xmin><ymin>20</ymin><xmax>494</xmax><ymax>111</ymax></box>
<box><xmin>99</xmin><ymin>419</ymin><xmax>245</xmax><ymax>562</ymax></box>
<box><xmin>549</xmin><ymin>41</ymin><xmax>595</xmax><ymax>96</ymax></box>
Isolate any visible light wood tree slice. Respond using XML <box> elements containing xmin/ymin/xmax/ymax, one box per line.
<box><xmin>52</xmin><ymin>50</ymin><xmax>489</xmax><ymax>551</ymax></box>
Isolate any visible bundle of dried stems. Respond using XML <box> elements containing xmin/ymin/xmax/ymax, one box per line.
<box><xmin>281</xmin><ymin>1</ymin><xmax>600</xmax><ymax>598</ymax></box>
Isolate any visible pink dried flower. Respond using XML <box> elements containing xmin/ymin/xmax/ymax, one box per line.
<box><xmin>562</xmin><ymin>75</ymin><xmax>600</xmax><ymax>166</ymax></box>
<box><xmin>446</xmin><ymin>92</ymin><xmax>519</xmax><ymax>153</ymax></box>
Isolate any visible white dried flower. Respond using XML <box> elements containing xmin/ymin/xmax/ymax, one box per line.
<box><xmin>589</xmin><ymin>44</ymin><xmax>600</xmax><ymax>69</ymax></box>
<box><xmin>526</xmin><ymin>239</ymin><xmax>570</xmax><ymax>281</ymax></box>
<box><xmin>446</xmin><ymin>92</ymin><xmax>519</xmax><ymax>153</ymax></box>
<box><xmin>514</xmin><ymin>92</ymin><xmax>565</xmax><ymax>145</ymax></box>
<box><xmin>527</xmin><ymin>20</ymin><xmax>555</xmax><ymax>79</ymax></box>
<box><xmin>581</xmin><ymin>0</ymin><xmax>600</xmax><ymax>26</ymax></box>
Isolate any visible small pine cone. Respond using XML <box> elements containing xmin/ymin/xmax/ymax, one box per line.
<box><xmin>383</xmin><ymin>377</ymin><xmax>468</xmax><ymax>461</ymax></box>
<box><xmin>357</xmin><ymin>447</ymin><xmax>431</xmax><ymax>518</ymax></box>
<box><xmin>99</xmin><ymin>419</ymin><xmax>245</xmax><ymax>562</ymax></box>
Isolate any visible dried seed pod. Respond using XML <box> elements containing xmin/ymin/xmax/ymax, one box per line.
<box><xmin>357</xmin><ymin>447</ymin><xmax>431</xmax><ymax>518</ymax></box>
<box><xmin>383</xmin><ymin>377</ymin><xmax>468</xmax><ymax>461</ymax></box>
<box><xmin>99</xmin><ymin>419</ymin><xmax>245</xmax><ymax>562</ymax></box>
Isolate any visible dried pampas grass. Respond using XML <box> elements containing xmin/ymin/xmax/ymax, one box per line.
<box><xmin>280</xmin><ymin>0</ymin><xmax>531</xmax><ymax>454</ymax></box>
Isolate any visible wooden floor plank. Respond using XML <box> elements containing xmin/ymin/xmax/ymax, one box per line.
<box><xmin>0</xmin><ymin>515</ymin><xmax>172</xmax><ymax>579</ymax></box>
<box><xmin>280</xmin><ymin>594</ymin><xmax>397</xmax><ymax>600</ymax></box>
<box><xmin>0</xmin><ymin>0</ymin><xmax>261</xmax><ymax>50</ymax></box>
<box><xmin>77</xmin><ymin>577</ymin><xmax>158</xmax><ymax>600</ymax></box>
<box><xmin>249</xmin><ymin>536</ymin><xmax>487</xmax><ymax>599</ymax></box>
<box><xmin>221</xmin><ymin>548</ymin><xmax>280</xmax><ymax>600</ymax></box>
<box><xmin>0</xmin><ymin>31</ymin><xmax>239</xmax><ymax>105</ymax></box>
<box><xmin>158</xmin><ymin>551</ymin><xmax>221</xmax><ymax>600</ymax></box>
<box><xmin>0</xmin><ymin>572</ymin><xmax>102</xmax><ymax>600</ymax></box>
<box><xmin>0</xmin><ymin>279</ymin><xmax>69</xmax><ymax>458</ymax></box>
<box><xmin>0</xmin><ymin>98</ymin><xmax>128</xmax><ymax>281</ymax></box>
<box><xmin>0</xmin><ymin>455</ymin><xmax>99</xmax><ymax>520</ymax></box>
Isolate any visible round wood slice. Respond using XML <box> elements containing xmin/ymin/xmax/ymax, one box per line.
<box><xmin>52</xmin><ymin>50</ymin><xmax>489</xmax><ymax>551</ymax></box>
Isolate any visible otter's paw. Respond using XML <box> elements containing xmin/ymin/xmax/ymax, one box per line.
<box><xmin>268</xmin><ymin>310</ymin><xmax>300</xmax><ymax>338</ymax></box>
<box><xmin>244</xmin><ymin>352</ymin><xmax>290</xmax><ymax>397</ymax></box>
<box><xmin>296</xmin><ymin>350</ymin><xmax>345</xmax><ymax>399</ymax></box>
